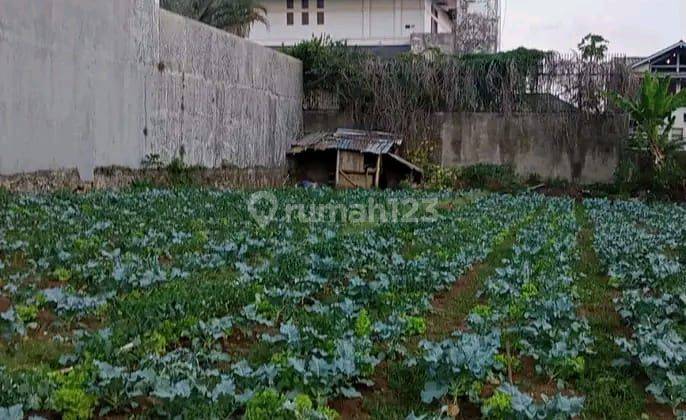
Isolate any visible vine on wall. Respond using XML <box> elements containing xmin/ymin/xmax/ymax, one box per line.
<box><xmin>283</xmin><ymin>38</ymin><xmax>638</xmax><ymax>163</ymax></box>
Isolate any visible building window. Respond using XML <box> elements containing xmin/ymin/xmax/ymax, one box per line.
<box><xmin>302</xmin><ymin>12</ymin><xmax>309</xmax><ymax>25</ymax></box>
<box><xmin>286</xmin><ymin>0</ymin><xmax>293</xmax><ymax>9</ymax></box>
<box><xmin>317</xmin><ymin>11</ymin><xmax>324</xmax><ymax>25</ymax></box>
<box><xmin>317</xmin><ymin>0</ymin><xmax>324</xmax><ymax>8</ymax></box>
<box><xmin>287</xmin><ymin>12</ymin><xmax>294</xmax><ymax>25</ymax></box>
<box><xmin>302</xmin><ymin>0</ymin><xmax>309</xmax><ymax>9</ymax></box>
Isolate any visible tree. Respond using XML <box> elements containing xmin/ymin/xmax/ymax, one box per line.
<box><xmin>578</xmin><ymin>34</ymin><xmax>609</xmax><ymax>61</ymax></box>
<box><xmin>612</xmin><ymin>73</ymin><xmax>686</xmax><ymax>175</ymax></box>
<box><xmin>160</xmin><ymin>0</ymin><xmax>267</xmax><ymax>38</ymax></box>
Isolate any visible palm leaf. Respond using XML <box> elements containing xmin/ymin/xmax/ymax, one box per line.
<box><xmin>160</xmin><ymin>0</ymin><xmax>267</xmax><ymax>37</ymax></box>
<box><xmin>611</xmin><ymin>73</ymin><xmax>686</xmax><ymax>171</ymax></box>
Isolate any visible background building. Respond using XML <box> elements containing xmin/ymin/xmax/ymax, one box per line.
<box><xmin>249</xmin><ymin>0</ymin><xmax>491</xmax><ymax>55</ymax></box>
<box><xmin>453</xmin><ymin>0</ymin><xmax>501</xmax><ymax>53</ymax></box>
<box><xmin>632</xmin><ymin>40</ymin><xmax>686</xmax><ymax>141</ymax></box>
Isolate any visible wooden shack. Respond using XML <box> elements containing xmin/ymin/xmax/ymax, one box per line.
<box><xmin>288</xmin><ymin>129</ymin><xmax>423</xmax><ymax>189</ymax></box>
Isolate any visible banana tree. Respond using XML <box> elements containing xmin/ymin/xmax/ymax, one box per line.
<box><xmin>160</xmin><ymin>0</ymin><xmax>267</xmax><ymax>38</ymax></box>
<box><xmin>612</xmin><ymin>73</ymin><xmax>686</xmax><ymax>170</ymax></box>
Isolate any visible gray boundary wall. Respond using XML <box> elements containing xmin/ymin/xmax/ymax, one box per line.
<box><xmin>303</xmin><ymin>111</ymin><xmax>627</xmax><ymax>184</ymax></box>
<box><xmin>438</xmin><ymin>113</ymin><xmax>627</xmax><ymax>184</ymax></box>
<box><xmin>0</xmin><ymin>0</ymin><xmax>302</xmax><ymax>181</ymax></box>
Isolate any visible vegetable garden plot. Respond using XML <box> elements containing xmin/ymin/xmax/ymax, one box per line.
<box><xmin>0</xmin><ymin>189</ymin><xmax>543</xmax><ymax>419</ymax></box>
<box><xmin>586</xmin><ymin>199</ymin><xmax>686</xmax><ymax>417</ymax></box>
<box><xmin>4</xmin><ymin>189</ymin><xmax>680</xmax><ymax>419</ymax></box>
<box><xmin>416</xmin><ymin>198</ymin><xmax>589</xmax><ymax>419</ymax></box>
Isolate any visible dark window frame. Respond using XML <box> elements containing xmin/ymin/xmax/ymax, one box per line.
<box><xmin>286</xmin><ymin>12</ymin><xmax>294</xmax><ymax>25</ymax></box>
<box><xmin>317</xmin><ymin>0</ymin><xmax>324</xmax><ymax>8</ymax></box>
<box><xmin>302</xmin><ymin>0</ymin><xmax>309</xmax><ymax>9</ymax></box>
<box><xmin>286</xmin><ymin>0</ymin><xmax>294</xmax><ymax>9</ymax></box>
<box><xmin>317</xmin><ymin>11</ymin><xmax>324</xmax><ymax>25</ymax></box>
<box><xmin>302</xmin><ymin>11</ymin><xmax>309</xmax><ymax>25</ymax></box>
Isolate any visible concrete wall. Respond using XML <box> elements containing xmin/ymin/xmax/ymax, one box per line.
<box><xmin>303</xmin><ymin>110</ymin><xmax>628</xmax><ymax>184</ymax></box>
<box><xmin>439</xmin><ymin>113</ymin><xmax>628</xmax><ymax>184</ymax></box>
<box><xmin>411</xmin><ymin>33</ymin><xmax>458</xmax><ymax>54</ymax></box>
<box><xmin>304</xmin><ymin>110</ymin><xmax>357</xmax><ymax>134</ymax></box>
<box><xmin>148</xmin><ymin>10</ymin><xmax>302</xmax><ymax>169</ymax></box>
<box><xmin>0</xmin><ymin>0</ymin><xmax>158</xmax><ymax>180</ymax></box>
<box><xmin>0</xmin><ymin>0</ymin><xmax>302</xmax><ymax>181</ymax></box>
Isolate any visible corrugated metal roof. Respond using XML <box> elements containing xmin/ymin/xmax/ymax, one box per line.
<box><xmin>289</xmin><ymin>129</ymin><xmax>403</xmax><ymax>155</ymax></box>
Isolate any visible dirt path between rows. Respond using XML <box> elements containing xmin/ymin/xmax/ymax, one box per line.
<box><xmin>573</xmin><ymin>205</ymin><xmax>674</xmax><ymax>420</ymax></box>
<box><xmin>331</xmin><ymin>210</ymin><xmax>541</xmax><ymax>420</ymax></box>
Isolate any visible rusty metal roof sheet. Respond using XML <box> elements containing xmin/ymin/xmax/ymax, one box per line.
<box><xmin>289</xmin><ymin>129</ymin><xmax>403</xmax><ymax>155</ymax></box>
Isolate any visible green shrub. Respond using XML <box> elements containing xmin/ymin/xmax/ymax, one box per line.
<box><xmin>51</xmin><ymin>365</ymin><xmax>97</xmax><ymax>420</ymax></box>
<box><xmin>423</xmin><ymin>164</ymin><xmax>461</xmax><ymax>190</ymax></box>
<box><xmin>403</xmin><ymin>316</ymin><xmax>427</xmax><ymax>336</ymax></box>
<box><xmin>614</xmin><ymin>152</ymin><xmax>686</xmax><ymax>198</ymax></box>
<box><xmin>130</xmin><ymin>178</ymin><xmax>158</xmax><ymax>190</ymax></box>
<box><xmin>52</xmin><ymin>387</ymin><xmax>96</xmax><ymax>420</ymax></box>
<box><xmin>244</xmin><ymin>389</ymin><xmax>288</xmax><ymax>420</ymax></box>
<box><xmin>52</xmin><ymin>267</ymin><xmax>72</xmax><ymax>283</ymax></box>
<box><xmin>553</xmin><ymin>356</ymin><xmax>586</xmax><ymax>380</ymax></box>
<box><xmin>482</xmin><ymin>390</ymin><xmax>513</xmax><ymax>419</ymax></box>
<box><xmin>611</xmin><ymin>74</ymin><xmax>686</xmax><ymax>197</ymax></box>
<box><xmin>459</xmin><ymin>164</ymin><xmax>520</xmax><ymax>191</ymax></box>
<box><xmin>355</xmin><ymin>309</ymin><xmax>372</xmax><ymax>338</ymax></box>
<box><xmin>15</xmin><ymin>305</ymin><xmax>39</xmax><ymax>323</ymax></box>
<box><xmin>281</xmin><ymin>36</ymin><xmax>370</xmax><ymax>106</ymax></box>
<box><xmin>294</xmin><ymin>394</ymin><xmax>313</xmax><ymax>413</ymax></box>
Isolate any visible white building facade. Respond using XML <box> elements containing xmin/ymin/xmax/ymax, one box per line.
<box><xmin>249</xmin><ymin>0</ymin><xmax>455</xmax><ymax>49</ymax></box>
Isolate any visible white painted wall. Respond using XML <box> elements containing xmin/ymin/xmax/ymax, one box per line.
<box><xmin>674</xmin><ymin>108</ymin><xmax>685</xmax><ymax>136</ymax></box>
<box><xmin>422</xmin><ymin>0</ymin><xmax>453</xmax><ymax>34</ymax></box>
<box><xmin>674</xmin><ymin>81</ymin><xmax>685</xmax><ymax>138</ymax></box>
<box><xmin>249</xmin><ymin>0</ymin><xmax>453</xmax><ymax>47</ymax></box>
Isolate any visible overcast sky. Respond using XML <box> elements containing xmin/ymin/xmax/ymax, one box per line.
<box><xmin>501</xmin><ymin>0</ymin><xmax>685</xmax><ymax>57</ymax></box>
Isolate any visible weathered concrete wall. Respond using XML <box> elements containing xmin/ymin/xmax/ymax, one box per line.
<box><xmin>304</xmin><ymin>111</ymin><xmax>357</xmax><ymax>134</ymax></box>
<box><xmin>0</xmin><ymin>0</ymin><xmax>158</xmax><ymax>180</ymax></box>
<box><xmin>148</xmin><ymin>10</ymin><xmax>302</xmax><ymax>169</ymax></box>
<box><xmin>439</xmin><ymin>113</ymin><xmax>628</xmax><ymax>184</ymax></box>
<box><xmin>304</xmin><ymin>110</ymin><xmax>627</xmax><ymax>184</ymax></box>
<box><xmin>0</xmin><ymin>0</ymin><xmax>302</xmax><ymax>182</ymax></box>
<box><xmin>410</xmin><ymin>33</ymin><xmax>457</xmax><ymax>55</ymax></box>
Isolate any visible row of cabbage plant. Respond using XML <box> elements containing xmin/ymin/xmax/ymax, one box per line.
<box><xmin>417</xmin><ymin>198</ymin><xmax>590</xmax><ymax>419</ymax></box>
<box><xmin>585</xmin><ymin>199</ymin><xmax>686</xmax><ymax>415</ymax></box>
<box><xmin>0</xmin><ymin>190</ymin><xmax>539</xmax><ymax>418</ymax></box>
